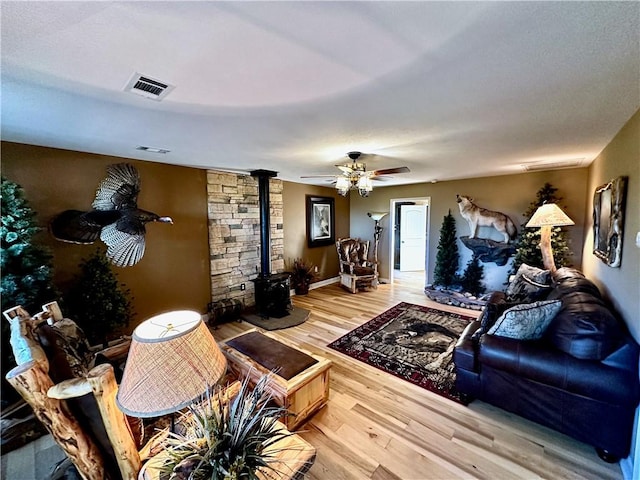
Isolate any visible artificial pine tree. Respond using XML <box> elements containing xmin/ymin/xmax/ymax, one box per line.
<box><xmin>1</xmin><ymin>177</ymin><xmax>58</xmax><ymax>406</ymax></box>
<box><xmin>460</xmin><ymin>254</ymin><xmax>485</xmax><ymax>297</ymax></box>
<box><xmin>433</xmin><ymin>210</ymin><xmax>460</xmax><ymax>288</ymax></box>
<box><xmin>1</xmin><ymin>177</ymin><xmax>57</xmax><ymax>313</ymax></box>
<box><xmin>64</xmin><ymin>249</ymin><xmax>133</xmax><ymax>347</ymax></box>
<box><xmin>509</xmin><ymin>183</ymin><xmax>572</xmax><ymax>277</ymax></box>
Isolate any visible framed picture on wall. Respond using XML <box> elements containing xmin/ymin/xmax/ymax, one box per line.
<box><xmin>306</xmin><ymin>195</ymin><xmax>335</xmax><ymax>247</ymax></box>
<box><xmin>593</xmin><ymin>175</ymin><xmax>627</xmax><ymax>268</ymax></box>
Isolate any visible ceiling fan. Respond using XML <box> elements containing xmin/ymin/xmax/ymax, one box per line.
<box><xmin>301</xmin><ymin>151</ymin><xmax>410</xmax><ymax>197</ymax></box>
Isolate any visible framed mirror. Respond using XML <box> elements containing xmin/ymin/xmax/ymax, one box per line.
<box><xmin>593</xmin><ymin>176</ymin><xmax>627</xmax><ymax>267</ymax></box>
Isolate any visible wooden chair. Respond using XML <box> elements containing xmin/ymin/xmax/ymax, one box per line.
<box><xmin>336</xmin><ymin>237</ymin><xmax>378</xmax><ymax>293</ymax></box>
<box><xmin>4</xmin><ymin>303</ymin><xmax>140</xmax><ymax>479</ymax></box>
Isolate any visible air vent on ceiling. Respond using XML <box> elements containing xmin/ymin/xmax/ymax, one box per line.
<box><xmin>522</xmin><ymin>158</ymin><xmax>585</xmax><ymax>172</ymax></box>
<box><xmin>136</xmin><ymin>145</ymin><xmax>171</xmax><ymax>154</ymax></box>
<box><xmin>124</xmin><ymin>72</ymin><xmax>175</xmax><ymax>101</ymax></box>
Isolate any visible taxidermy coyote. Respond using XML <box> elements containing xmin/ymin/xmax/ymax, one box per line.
<box><xmin>456</xmin><ymin>195</ymin><xmax>517</xmax><ymax>243</ymax></box>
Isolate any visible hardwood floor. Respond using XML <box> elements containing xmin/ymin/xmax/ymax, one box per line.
<box><xmin>2</xmin><ymin>281</ymin><xmax>622</xmax><ymax>479</ymax></box>
<box><xmin>214</xmin><ymin>282</ymin><xmax>621</xmax><ymax>480</ymax></box>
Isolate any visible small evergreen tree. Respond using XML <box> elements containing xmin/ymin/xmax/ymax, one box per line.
<box><xmin>509</xmin><ymin>183</ymin><xmax>572</xmax><ymax>277</ymax></box>
<box><xmin>1</xmin><ymin>177</ymin><xmax>58</xmax><ymax>406</ymax></box>
<box><xmin>433</xmin><ymin>210</ymin><xmax>460</xmax><ymax>288</ymax></box>
<box><xmin>460</xmin><ymin>254</ymin><xmax>485</xmax><ymax>297</ymax></box>
<box><xmin>1</xmin><ymin>177</ymin><xmax>57</xmax><ymax>313</ymax></box>
<box><xmin>64</xmin><ymin>249</ymin><xmax>133</xmax><ymax>346</ymax></box>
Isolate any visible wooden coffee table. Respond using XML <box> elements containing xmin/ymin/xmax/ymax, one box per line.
<box><xmin>220</xmin><ymin>328</ymin><xmax>332</xmax><ymax>430</ymax></box>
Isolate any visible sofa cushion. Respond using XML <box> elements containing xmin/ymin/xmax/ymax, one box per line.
<box><xmin>545</xmin><ymin>293</ymin><xmax>622</xmax><ymax>360</ymax></box>
<box><xmin>487</xmin><ymin>300</ymin><xmax>562</xmax><ymax>340</ymax></box>
<box><xmin>505</xmin><ymin>263</ymin><xmax>552</xmax><ymax>302</ymax></box>
<box><xmin>471</xmin><ymin>292</ymin><xmax>516</xmax><ymax>340</ymax></box>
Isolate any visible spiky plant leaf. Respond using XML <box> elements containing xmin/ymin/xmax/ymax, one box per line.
<box><xmin>160</xmin><ymin>372</ymin><xmax>296</xmax><ymax>480</ymax></box>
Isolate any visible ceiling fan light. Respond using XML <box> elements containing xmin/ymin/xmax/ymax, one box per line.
<box><xmin>357</xmin><ymin>176</ymin><xmax>373</xmax><ymax>191</ymax></box>
<box><xmin>336</xmin><ymin>176</ymin><xmax>350</xmax><ymax>190</ymax></box>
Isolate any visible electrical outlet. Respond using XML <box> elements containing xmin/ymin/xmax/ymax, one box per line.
<box><xmin>240</xmin><ymin>283</ymin><xmax>246</xmax><ymax>291</ymax></box>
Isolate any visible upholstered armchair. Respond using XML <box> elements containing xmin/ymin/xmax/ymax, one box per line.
<box><xmin>336</xmin><ymin>237</ymin><xmax>378</xmax><ymax>293</ymax></box>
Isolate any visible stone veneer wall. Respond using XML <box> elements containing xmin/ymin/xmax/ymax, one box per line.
<box><xmin>206</xmin><ymin>170</ymin><xmax>284</xmax><ymax>307</ymax></box>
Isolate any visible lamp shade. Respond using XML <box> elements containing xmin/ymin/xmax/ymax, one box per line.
<box><xmin>116</xmin><ymin>310</ymin><xmax>227</xmax><ymax>417</ymax></box>
<box><xmin>368</xmin><ymin>212</ymin><xmax>388</xmax><ymax>222</ymax></box>
<box><xmin>526</xmin><ymin>203</ymin><xmax>575</xmax><ymax>228</ymax></box>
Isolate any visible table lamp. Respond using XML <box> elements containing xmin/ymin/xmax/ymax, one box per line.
<box><xmin>116</xmin><ymin>310</ymin><xmax>227</xmax><ymax>418</ymax></box>
<box><xmin>525</xmin><ymin>203</ymin><xmax>574</xmax><ymax>272</ymax></box>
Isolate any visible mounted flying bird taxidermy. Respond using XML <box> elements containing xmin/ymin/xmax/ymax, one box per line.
<box><xmin>51</xmin><ymin>163</ymin><xmax>173</xmax><ymax>267</ymax></box>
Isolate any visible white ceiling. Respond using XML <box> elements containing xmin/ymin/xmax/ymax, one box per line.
<box><xmin>2</xmin><ymin>1</ymin><xmax>639</xmax><ymax>187</ymax></box>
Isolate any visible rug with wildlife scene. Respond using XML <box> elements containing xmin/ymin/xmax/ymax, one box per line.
<box><xmin>328</xmin><ymin>302</ymin><xmax>475</xmax><ymax>403</ymax></box>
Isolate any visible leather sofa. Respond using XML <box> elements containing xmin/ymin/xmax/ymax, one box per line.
<box><xmin>453</xmin><ymin>266</ymin><xmax>640</xmax><ymax>461</ymax></box>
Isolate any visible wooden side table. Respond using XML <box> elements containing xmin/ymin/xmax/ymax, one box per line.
<box><xmin>139</xmin><ymin>421</ymin><xmax>316</xmax><ymax>480</ymax></box>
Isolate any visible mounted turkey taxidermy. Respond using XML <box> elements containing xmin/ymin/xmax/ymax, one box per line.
<box><xmin>51</xmin><ymin>163</ymin><xmax>173</xmax><ymax>267</ymax></box>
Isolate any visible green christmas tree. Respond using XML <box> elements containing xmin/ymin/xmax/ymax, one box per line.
<box><xmin>460</xmin><ymin>254</ymin><xmax>485</xmax><ymax>297</ymax></box>
<box><xmin>509</xmin><ymin>183</ymin><xmax>572</xmax><ymax>277</ymax></box>
<box><xmin>1</xmin><ymin>177</ymin><xmax>57</xmax><ymax>313</ymax></box>
<box><xmin>1</xmin><ymin>177</ymin><xmax>58</xmax><ymax>406</ymax></box>
<box><xmin>433</xmin><ymin>210</ymin><xmax>460</xmax><ymax>288</ymax></box>
<box><xmin>64</xmin><ymin>249</ymin><xmax>134</xmax><ymax>347</ymax></box>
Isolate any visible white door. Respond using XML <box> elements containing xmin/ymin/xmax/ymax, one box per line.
<box><xmin>399</xmin><ymin>204</ymin><xmax>427</xmax><ymax>271</ymax></box>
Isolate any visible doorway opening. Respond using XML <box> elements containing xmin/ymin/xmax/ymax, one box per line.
<box><xmin>388</xmin><ymin>197</ymin><xmax>430</xmax><ymax>288</ymax></box>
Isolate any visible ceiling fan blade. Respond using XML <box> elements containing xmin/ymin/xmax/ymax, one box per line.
<box><xmin>336</xmin><ymin>165</ymin><xmax>353</xmax><ymax>174</ymax></box>
<box><xmin>300</xmin><ymin>174</ymin><xmax>338</xmax><ymax>178</ymax></box>
<box><xmin>371</xmin><ymin>166</ymin><xmax>410</xmax><ymax>176</ymax></box>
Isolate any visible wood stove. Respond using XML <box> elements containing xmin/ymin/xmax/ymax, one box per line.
<box><xmin>251</xmin><ymin>170</ymin><xmax>291</xmax><ymax>318</ymax></box>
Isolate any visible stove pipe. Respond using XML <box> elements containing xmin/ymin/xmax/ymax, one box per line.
<box><xmin>250</xmin><ymin>169</ymin><xmax>278</xmax><ymax>278</ymax></box>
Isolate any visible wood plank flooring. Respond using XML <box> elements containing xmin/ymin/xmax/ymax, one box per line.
<box><xmin>1</xmin><ymin>280</ymin><xmax>622</xmax><ymax>479</ymax></box>
<box><xmin>213</xmin><ymin>281</ymin><xmax>621</xmax><ymax>480</ymax></box>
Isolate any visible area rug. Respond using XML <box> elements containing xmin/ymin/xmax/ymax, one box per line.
<box><xmin>328</xmin><ymin>302</ymin><xmax>475</xmax><ymax>403</ymax></box>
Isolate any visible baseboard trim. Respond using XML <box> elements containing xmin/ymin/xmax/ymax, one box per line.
<box><xmin>290</xmin><ymin>276</ymin><xmax>340</xmax><ymax>296</ymax></box>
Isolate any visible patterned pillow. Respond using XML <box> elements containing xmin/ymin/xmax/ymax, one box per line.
<box><xmin>506</xmin><ymin>263</ymin><xmax>552</xmax><ymax>302</ymax></box>
<box><xmin>487</xmin><ymin>300</ymin><xmax>562</xmax><ymax>340</ymax></box>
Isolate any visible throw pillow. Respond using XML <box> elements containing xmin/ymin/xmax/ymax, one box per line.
<box><xmin>505</xmin><ymin>263</ymin><xmax>552</xmax><ymax>302</ymax></box>
<box><xmin>487</xmin><ymin>299</ymin><xmax>562</xmax><ymax>340</ymax></box>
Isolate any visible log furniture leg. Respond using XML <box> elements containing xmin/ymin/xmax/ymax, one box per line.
<box><xmin>6</xmin><ymin>361</ymin><xmax>105</xmax><ymax>480</ymax></box>
<box><xmin>87</xmin><ymin>363</ymin><xmax>142</xmax><ymax>480</ymax></box>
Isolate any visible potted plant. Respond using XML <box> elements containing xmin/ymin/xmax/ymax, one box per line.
<box><xmin>159</xmin><ymin>374</ymin><xmax>293</xmax><ymax>480</ymax></box>
<box><xmin>287</xmin><ymin>258</ymin><xmax>318</xmax><ymax>295</ymax></box>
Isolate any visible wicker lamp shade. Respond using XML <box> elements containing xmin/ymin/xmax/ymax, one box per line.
<box><xmin>116</xmin><ymin>310</ymin><xmax>227</xmax><ymax>417</ymax></box>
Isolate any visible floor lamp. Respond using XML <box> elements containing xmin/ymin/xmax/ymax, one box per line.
<box><xmin>368</xmin><ymin>212</ymin><xmax>388</xmax><ymax>265</ymax></box>
<box><xmin>525</xmin><ymin>203</ymin><xmax>574</xmax><ymax>273</ymax></box>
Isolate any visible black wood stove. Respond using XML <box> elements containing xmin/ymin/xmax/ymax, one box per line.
<box><xmin>251</xmin><ymin>170</ymin><xmax>291</xmax><ymax>318</ymax></box>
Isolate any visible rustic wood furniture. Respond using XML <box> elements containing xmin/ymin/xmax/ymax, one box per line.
<box><xmin>139</xmin><ymin>420</ymin><xmax>316</xmax><ymax>480</ymax></box>
<box><xmin>336</xmin><ymin>237</ymin><xmax>378</xmax><ymax>293</ymax></box>
<box><xmin>220</xmin><ymin>329</ymin><xmax>332</xmax><ymax>430</ymax></box>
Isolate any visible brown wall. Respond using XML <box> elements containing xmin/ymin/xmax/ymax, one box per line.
<box><xmin>282</xmin><ymin>181</ymin><xmax>350</xmax><ymax>280</ymax></box>
<box><xmin>1</xmin><ymin>142</ymin><xmax>211</xmax><ymax>330</ymax></box>
<box><xmin>582</xmin><ymin>109</ymin><xmax>639</xmax><ymax>343</ymax></box>
<box><xmin>350</xmin><ymin>168</ymin><xmax>589</xmax><ymax>292</ymax></box>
